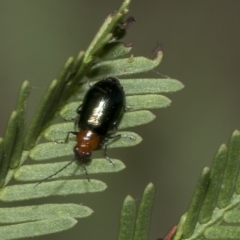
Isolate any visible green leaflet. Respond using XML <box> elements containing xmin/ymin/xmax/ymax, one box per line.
<box><xmin>133</xmin><ymin>183</ymin><xmax>155</xmax><ymax>240</ymax></box>
<box><xmin>173</xmin><ymin>130</ymin><xmax>240</xmax><ymax>240</ymax></box>
<box><xmin>15</xmin><ymin>159</ymin><xmax>125</xmax><ymax>181</ymax></box>
<box><xmin>0</xmin><ymin>203</ymin><xmax>92</xmax><ymax>223</ymax></box>
<box><xmin>0</xmin><ymin>217</ymin><xmax>77</xmax><ymax>240</ymax></box>
<box><xmin>87</xmin><ymin>52</ymin><xmax>163</xmax><ymax>79</ymax></box>
<box><xmin>99</xmin><ymin>42</ymin><xmax>133</xmax><ymax>60</ymax></box>
<box><xmin>0</xmin><ymin>111</ymin><xmax>18</xmax><ymax>187</ymax></box>
<box><xmin>118</xmin><ymin>195</ymin><xmax>136</xmax><ymax>240</ymax></box>
<box><xmin>117</xmin><ymin>183</ymin><xmax>155</xmax><ymax>240</ymax></box>
<box><xmin>9</xmin><ymin>80</ymin><xmax>30</xmax><ymax>169</ymax></box>
<box><xmin>0</xmin><ymin>179</ymin><xmax>107</xmax><ymax>202</ymax></box>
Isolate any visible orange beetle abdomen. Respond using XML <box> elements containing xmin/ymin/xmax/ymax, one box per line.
<box><xmin>74</xmin><ymin>129</ymin><xmax>100</xmax><ymax>162</ymax></box>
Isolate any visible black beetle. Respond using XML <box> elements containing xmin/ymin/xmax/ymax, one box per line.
<box><xmin>37</xmin><ymin>77</ymin><xmax>125</xmax><ymax>185</ymax></box>
<box><xmin>72</xmin><ymin>76</ymin><xmax>125</xmax><ymax>162</ymax></box>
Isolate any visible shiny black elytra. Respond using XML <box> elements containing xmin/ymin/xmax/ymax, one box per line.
<box><xmin>36</xmin><ymin>77</ymin><xmax>125</xmax><ymax>186</ymax></box>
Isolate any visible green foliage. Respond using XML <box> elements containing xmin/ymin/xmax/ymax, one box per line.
<box><xmin>0</xmin><ymin>0</ymin><xmax>183</xmax><ymax>239</ymax></box>
<box><xmin>2</xmin><ymin>0</ymin><xmax>240</xmax><ymax>240</ymax></box>
<box><xmin>118</xmin><ymin>195</ymin><xmax>136</xmax><ymax>240</ymax></box>
<box><xmin>0</xmin><ymin>203</ymin><xmax>93</xmax><ymax>223</ymax></box>
<box><xmin>172</xmin><ymin>130</ymin><xmax>240</xmax><ymax>240</ymax></box>
<box><xmin>0</xmin><ymin>218</ymin><xmax>77</xmax><ymax>240</ymax></box>
<box><xmin>133</xmin><ymin>183</ymin><xmax>155</xmax><ymax>240</ymax></box>
<box><xmin>15</xmin><ymin>159</ymin><xmax>125</xmax><ymax>182</ymax></box>
<box><xmin>118</xmin><ymin>183</ymin><xmax>155</xmax><ymax>240</ymax></box>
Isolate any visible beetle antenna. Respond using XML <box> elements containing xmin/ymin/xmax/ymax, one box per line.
<box><xmin>82</xmin><ymin>163</ymin><xmax>90</xmax><ymax>182</ymax></box>
<box><xmin>35</xmin><ymin>159</ymin><xmax>75</xmax><ymax>187</ymax></box>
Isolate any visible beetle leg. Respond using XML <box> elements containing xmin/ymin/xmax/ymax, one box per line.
<box><xmin>73</xmin><ymin>117</ymin><xmax>80</xmax><ymax>129</ymax></box>
<box><xmin>65</xmin><ymin>131</ymin><xmax>78</xmax><ymax>143</ymax></box>
<box><xmin>102</xmin><ymin>134</ymin><xmax>121</xmax><ymax>165</ymax></box>
<box><xmin>104</xmin><ymin>144</ymin><xmax>114</xmax><ymax>164</ymax></box>
<box><xmin>56</xmin><ymin>132</ymin><xmax>78</xmax><ymax>144</ymax></box>
<box><xmin>105</xmin><ymin>134</ymin><xmax>121</xmax><ymax>141</ymax></box>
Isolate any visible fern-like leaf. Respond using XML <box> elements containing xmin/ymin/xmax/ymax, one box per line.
<box><xmin>118</xmin><ymin>183</ymin><xmax>155</xmax><ymax>240</ymax></box>
<box><xmin>173</xmin><ymin>130</ymin><xmax>240</xmax><ymax>240</ymax></box>
<box><xmin>0</xmin><ymin>0</ymin><xmax>183</xmax><ymax>239</ymax></box>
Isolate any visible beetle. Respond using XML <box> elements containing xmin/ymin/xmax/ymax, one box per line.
<box><xmin>37</xmin><ymin>77</ymin><xmax>125</xmax><ymax>185</ymax></box>
<box><xmin>67</xmin><ymin>76</ymin><xmax>125</xmax><ymax>178</ymax></box>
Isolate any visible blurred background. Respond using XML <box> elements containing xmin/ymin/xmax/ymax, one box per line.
<box><xmin>1</xmin><ymin>1</ymin><xmax>240</xmax><ymax>239</ymax></box>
